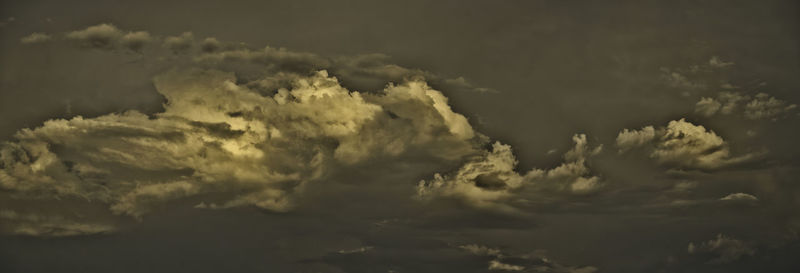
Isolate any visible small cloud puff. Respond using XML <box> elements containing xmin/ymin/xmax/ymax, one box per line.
<box><xmin>163</xmin><ymin>32</ymin><xmax>194</xmax><ymax>54</ymax></box>
<box><xmin>708</xmin><ymin>56</ymin><xmax>734</xmax><ymax>68</ymax></box>
<box><xmin>20</xmin><ymin>32</ymin><xmax>52</xmax><ymax>44</ymax></box>
<box><xmin>200</xmin><ymin>37</ymin><xmax>221</xmax><ymax>53</ymax></box>
<box><xmin>337</xmin><ymin>246</ymin><xmax>373</xmax><ymax>254</ymax></box>
<box><xmin>489</xmin><ymin>260</ymin><xmax>525</xmax><ymax>271</ymax></box>
<box><xmin>460</xmin><ymin>244</ymin><xmax>503</xmax><ymax>257</ymax></box>
<box><xmin>120</xmin><ymin>31</ymin><xmax>152</xmax><ymax>53</ymax></box>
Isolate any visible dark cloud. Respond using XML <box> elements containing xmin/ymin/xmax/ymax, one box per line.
<box><xmin>199</xmin><ymin>37</ymin><xmax>220</xmax><ymax>53</ymax></box>
<box><xmin>688</xmin><ymin>234</ymin><xmax>756</xmax><ymax>264</ymax></box>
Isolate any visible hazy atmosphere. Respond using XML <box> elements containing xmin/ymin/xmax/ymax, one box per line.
<box><xmin>1</xmin><ymin>0</ymin><xmax>799</xmax><ymax>272</ymax></box>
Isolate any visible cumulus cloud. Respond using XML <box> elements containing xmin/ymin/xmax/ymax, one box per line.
<box><xmin>200</xmin><ymin>37</ymin><xmax>221</xmax><ymax>53</ymax></box>
<box><xmin>688</xmin><ymin>234</ymin><xmax>755</xmax><ymax>264</ymax></box>
<box><xmin>120</xmin><ymin>31</ymin><xmax>152</xmax><ymax>53</ymax></box>
<box><xmin>695</xmin><ymin>91</ymin><xmax>749</xmax><ymax>117</ymax></box>
<box><xmin>417</xmin><ymin>134</ymin><xmax>602</xmax><ymax>210</ymax></box>
<box><xmin>744</xmin><ymin>93</ymin><xmax>798</xmax><ymax>120</ymax></box>
<box><xmin>0</xmin><ymin>24</ymin><xmax>520</xmax><ymax>236</ymax></box>
<box><xmin>615</xmin><ymin>126</ymin><xmax>655</xmax><ymax>152</ymax></box>
<box><xmin>66</xmin><ymin>23</ymin><xmax>124</xmax><ymax>49</ymax></box>
<box><xmin>695</xmin><ymin>91</ymin><xmax>796</xmax><ymax>120</ymax></box>
<box><xmin>20</xmin><ymin>32</ymin><xmax>52</xmax><ymax>44</ymax></box>
<box><xmin>163</xmin><ymin>31</ymin><xmax>194</xmax><ymax>54</ymax></box>
<box><xmin>616</xmin><ymin>119</ymin><xmax>760</xmax><ymax>170</ymax></box>
<box><xmin>65</xmin><ymin>23</ymin><xmax>153</xmax><ymax>52</ymax></box>
<box><xmin>0</xmin><ymin>68</ymin><xmax>486</xmax><ymax>227</ymax></box>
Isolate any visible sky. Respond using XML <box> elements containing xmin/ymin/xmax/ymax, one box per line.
<box><xmin>1</xmin><ymin>0</ymin><xmax>799</xmax><ymax>272</ymax></box>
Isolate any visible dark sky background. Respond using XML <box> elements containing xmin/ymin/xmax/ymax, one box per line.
<box><xmin>1</xmin><ymin>0</ymin><xmax>799</xmax><ymax>272</ymax></box>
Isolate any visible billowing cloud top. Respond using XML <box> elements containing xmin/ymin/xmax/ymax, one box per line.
<box><xmin>616</xmin><ymin>119</ymin><xmax>761</xmax><ymax>170</ymax></box>
<box><xmin>1</xmin><ymin>68</ymin><xmax>487</xmax><ymax>227</ymax></box>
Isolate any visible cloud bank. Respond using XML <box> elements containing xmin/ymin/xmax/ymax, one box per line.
<box><xmin>0</xmin><ymin>67</ymin><xmax>488</xmax><ymax>227</ymax></box>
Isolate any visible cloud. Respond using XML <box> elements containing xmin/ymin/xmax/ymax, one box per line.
<box><xmin>744</xmin><ymin>93</ymin><xmax>798</xmax><ymax>120</ymax></box>
<box><xmin>720</xmin><ymin>193</ymin><xmax>758</xmax><ymax>202</ymax></box>
<box><xmin>65</xmin><ymin>23</ymin><xmax>153</xmax><ymax>52</ymax></box>
<box><xmin>459</xmin><ymin>244</ymin><xmax>503</xmax><ymax>257</ymax></box>
<box><xmin>337</xmin><ymin>246</ymin><xmax>373</xmax><ymax>254</ymax></box>
<box><xmin>616</xmin><ymin>119</ymin><xmax>761</xmax><ymax>170</ymax></box>
<box><xmin>695</xmin><ymin>91</ymin><xmax>749</xmax><ymax>116</ymax></box>
<box><xmin>0</xmin><ymin>209</ymin><xmax>114</xmax><ymax>237</ymax></box>
<box><xmin>66</xmin><ymin>23</ymin><xmax>124</xmax><ymax>49</ymax></box>
<box><xmin>20</xmin><ymin>32</ymin><xmax>52</xmax><ymax>44</ymax></box>
<box><xmin>331</xmin><ymin>53</ymin><xmax>495</xmax><ymax>93</ymax></box>
<box><xmin>200</xmin><ymin>37</ymin><xmax>221</xmax><ymax>53</ymax></box>
<box><xmin>660</xmin><ymin>68</ymin><xmax>705</xmax><ymax>90</ymax></box>
<box><xmin>441</xmin><ymin>76</ymin><xmax>496</xmax><ymax>93</ymax></box>
<box><xmin>1</xmin><ymin>24</ymin><xmax>514</xmax><ymax>236</ymax></box>
<box><xmin>417</xmin><ymin>134</ymin><xmax>602</xmax><ymax>211</ymax></box>
<box><xmin>615</xmin><ymin>126</ymin><xmax>655</xmax><ymax>152</ymax></box>
<box><xmin>195</xmin><ymin>45</ymin><xmax>330</xmax><ymax>74</ymax></box>
<box><xmin>708</xmin><ymin>56</ymin><xmax>734</xmax><ymax>68</ymax></box>
<box><xmin>120</xmin><ymin>31</ymin><xmax>152</xmax><ymax>53</ymax></box>
<box><xmin>196</xmin><ymin>48</ymin><xmax>493</xmax><ymax>94</ymax></box>
<box><xmin>695</xmin><ymin>91</ymin><xmax>796</xmax><ymax>120</ymax></box>
<box><xmin>458</xmin><ymin>244</ymin><xmax>598</xmax><ymax>273</ymax></box>
<box><xmin>688</xmin><ymin>234</ymin><xmax>755</xmax><ymax>264</ymax></box>
<box><xmin>488</xmin><ymin>260</ymin><xmax>525</xmax><ymax>271</ymax></box>
<box><xmin>0</xmin><ymin>68</ymin><xmax>486</xmax><ymax>227</ymax></box>
<box><xmin>54</xmin><ymin>24</ymin><xmax>494</xmax><ymax>95</ymax></box>
<box><xmin>659</xmin><ymin>56</ymin><xmax>736</xmax><ymax>95</ymax></box>
<box><xmin>163</xmin><ymin>32</ymin><xmax>194</xmax><ymax>54</ymax></box>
